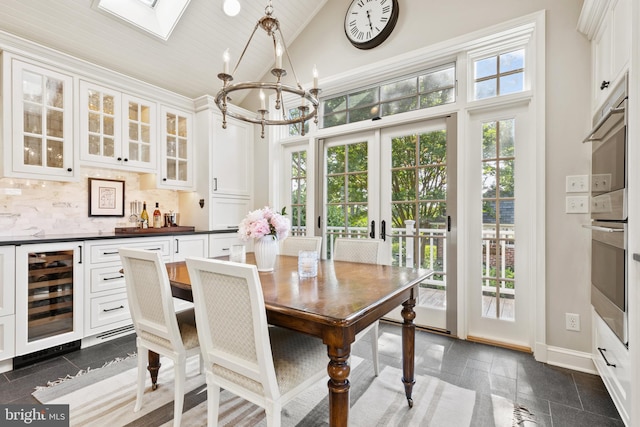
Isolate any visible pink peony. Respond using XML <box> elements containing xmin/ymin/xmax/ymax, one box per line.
<box><xmin>238</xmin><ymin>206</ymin><xmax>291</xmax><ymax>241</ymax></box>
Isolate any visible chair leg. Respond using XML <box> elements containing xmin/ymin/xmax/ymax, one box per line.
<box><xmin>134</xmin><ymin>347</ymin><xmax>148</xmax><ymax>412</ymax></box>
<box><xmin>173</xmin><ymin>358</ymin><xmax>186</xmax><ymax>427</ymax></box>
<box><xmin>370</xmin><ymin>321</ymin><xmax>379</xmax><ymax>376</ymax></box>
<box><xmin>207</xmin><ymin>379</ymin><xmax>220</xmax><ymax>427</ymax></box>
<box><xmin>265</xmin><ymin>402</ymin><xmax>282</xmax><ymax>427</ymax></box>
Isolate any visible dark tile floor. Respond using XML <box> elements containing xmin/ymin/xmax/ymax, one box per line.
<box><xmin>0</xmin><ymin>322</ymin><xmax>624</xmax><ymax>426</ymax></box>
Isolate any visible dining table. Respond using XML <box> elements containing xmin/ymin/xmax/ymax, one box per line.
<box><xmin>154</xmin><ymin>253</ymin><xmax>432</xmax><ymax>427</ymax></box>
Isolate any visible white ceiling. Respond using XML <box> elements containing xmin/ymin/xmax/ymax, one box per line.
<box><xmin>0</xmin><ymin>0</ymin><xmax>327</xmax><ymax>100</ymax></box>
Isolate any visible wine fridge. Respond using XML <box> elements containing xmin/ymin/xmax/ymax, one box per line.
<box><xmin>15</xmin><ymin>242</ymin><xmax>84</xmax><ymax>359</ymax></box>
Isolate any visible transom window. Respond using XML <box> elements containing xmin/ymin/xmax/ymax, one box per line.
<box><xmin>473</xmin><ymin>49</ymin><xmax>525</xmax><ymax>100</ymax></box>
<box><xmin>306</xmin><ymin>64</ymin><xmax>455</xmax><ymax>132</ymax></box>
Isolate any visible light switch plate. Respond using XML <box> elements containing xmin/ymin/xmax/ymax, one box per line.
<box><xmin>566</xmin><ymin>175</ymin><xmax>589</xmax><ymax>193</ymax></box>
<box><xmin>566</xmin><ymin>196</ymin><xmax>589</xmax><ymax>213</ymax></box>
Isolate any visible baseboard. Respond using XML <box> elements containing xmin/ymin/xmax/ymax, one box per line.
<box><xmin>0</xmin><ymin>359</ymin><xmax>12</xmax><ymax>374</ymax></box>
<box><xmin>81</xmin><ymin>325</ymin><xmax>135</xmax><ymax>349</ymax></box>
<box><xmin>542</xmin><ymin>344</ymin><xmax>597</xmax><ymax>374</ymax></box>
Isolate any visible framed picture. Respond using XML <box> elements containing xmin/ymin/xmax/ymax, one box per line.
<box><xmin>88</xmin><ymin>178</ymin><xmax>125</xmax><ymax>217</ymax></box>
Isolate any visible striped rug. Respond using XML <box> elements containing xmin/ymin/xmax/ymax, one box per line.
<box><xmin>32</xmin><ymin>354</ymin><xmax>518</xmax><ymax>426</ymax></box>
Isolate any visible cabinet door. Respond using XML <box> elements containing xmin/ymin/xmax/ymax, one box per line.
<box><xmin>122</xmin><ymin>93</ymin><xmax>157</xmax><ymax>171</ymax></box>
<box><xmin>593</xmin><ymin>16</ymin><xmax>612</xmax><ymax>108</ymax></box>
<box><xmin>10</xmin><ymin>59</ymin><xmax>75</xmax><ymax>181</ymax></box>
<box><xmin>160</xmin><ymin>106</ymin><xmax>193</xmax><ymax>189</ymax></box>
<box><xmin>172</xmin><ymin>235</ymin><xmax>209</xmax><ymax>262</ymax></box>
<box><xmin>610</xmin><ymin>0</ymin><xmax>630</xmax><ymax>83</ymax></box>
<box><xmin>212</xmin><ymin>116</ymin><xmax>253</xmax><ymax>197</ymax></box>
<box><xmin>210</xmin><ymin>197</ymin><xmax>252</xmax><ymax>230</ymax></box>
<box><xmin>0</xmin><ymin>246</ymin><xmax>15</xmax><ymax>317</ymax></box>
<box><xmin>79</xmin><ymin>80</ymin><xmax>123</xmax><ymax>167</ymax></box>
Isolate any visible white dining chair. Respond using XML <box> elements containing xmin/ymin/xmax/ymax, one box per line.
<box><xmin>185</xmin><ymin>257</ymin><xmax>328</xmax><ymax>427</ymax></box>
<box><xmin>279</xmin><ymin>236</ymin><xmax>323</xmax><ymax>256</ymax></box>
<box><xmin>119</xmin><ymin>248</ymin><xmax>201</xmax><ymax>427</ymax></box>
<box><xmin>332</xmin><ymin>237</ymin><xmax>384</xmax><ymax>376</ymax></box>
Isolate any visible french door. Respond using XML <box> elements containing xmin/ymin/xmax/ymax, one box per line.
<box><xmin>319</xmin><ymin>115</ymin><xmax>457</xmax><ymax>334</ymax></box>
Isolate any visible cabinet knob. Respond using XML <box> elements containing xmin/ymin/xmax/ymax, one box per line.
<box><xmin>123</xmin><ymin>158</ymin><xmax>128</xmax><ymax>162</ymax></box>
<box><xmin>162</xmin><ymin>178</ymin><xmax>167</xmax><ymax>181</ymax></box>
<box><xmin>67</xmin><ymin>168</ymin><xmax>73</xmax><ymax>172</ymax></box>
<box><xmin>600</xmin><ymin>80</ymin><xmax>610</xmax><ymax>90</ymax></box>
<box><xmin>117</xmin><ymin>157</ymin><xmax>122</xmax><ymax>161</ymax></box>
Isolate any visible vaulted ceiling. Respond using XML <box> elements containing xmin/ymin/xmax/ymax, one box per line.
<box><xmin>0</xmin><ymin>0</ymin><xmax>327</xmax><ymax>99</ymax></box>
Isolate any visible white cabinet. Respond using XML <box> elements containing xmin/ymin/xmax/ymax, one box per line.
<box><xmin>0</xmin><ymin>247</ymin><xmax>15</xmax><ymax>364</ymax></box>
<box><xmin>15</xmin><ymin>242</ymin><xmax>84</xmax><ymax>356</ymax></box>
<box><xmin>79</xmin><ymin>80</ymin><xmax>157</xmax><ymax>172</ymax></box>
<box><xmin>1</xmin><ymin>55</ymin><xmax>76</xmax><ymax>181</ymax></box>
<box><xmin>180</xmin><ymin>97</ymin><xmax>254</xmax><ymax>231</ymax></box>
<box><xmin>593</xmin><ymin>310</ymin><xmax>630</xmax><ymax>425</ymax></box>
<box><xmin>158</xmin><ymin>106</ymin><xmax>194</xmax><ymax>190</ymax></box>
<box><xmin>582</xmin><ymin>0</ymin><xmax>631</xmax><ymax>110</ymax></box>
<box><xmin>172</xmin><ymin>234</ymin><xmax>209</xmax><ymax>262</ymax></box>
<box><xmin>212</xmin><ymin>115</ymin><xmax>253</xmax><ymax>198</ymax></box>
<box><xmin>83</xmin><ymin>237</ymin><xmax>171</xmax><ymax>338</ymax></box>
<box><xmin>209</xmin><ymin>233</ymin><xmax>247</xmax><ymax>258</ymax></box>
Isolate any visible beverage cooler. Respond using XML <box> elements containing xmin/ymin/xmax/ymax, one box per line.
<box><xmin>15</xmin><ymin>242</ymin><xmax>84</xmax><ymax>359</ymax></box>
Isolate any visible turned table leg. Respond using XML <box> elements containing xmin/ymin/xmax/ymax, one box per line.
<box><xmin>148</xmin><ymin>350</ymin><xmax>160</xmax><ymax>390</ymax></box>
<box><xmin>327</xmin><ymin>345</ymin><xmax>350</xmax><ymax>427</ymax></box>
<box><xmin>401</xmin><ymin>292</ymin><xmax>417</xmax><ymax>407</ymax></box>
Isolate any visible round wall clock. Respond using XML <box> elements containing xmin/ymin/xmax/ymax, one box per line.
<box><xmin>344</xmin><ymin>0</ymin><xmax>400</xmax><ymax>50</ymax></box>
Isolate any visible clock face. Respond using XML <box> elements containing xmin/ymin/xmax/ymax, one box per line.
<box><xmin>344</xmin><ymin>0</ymin><xmax>399</xmax><ymax>50</ymax></box>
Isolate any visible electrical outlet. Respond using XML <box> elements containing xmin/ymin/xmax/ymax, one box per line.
<box><xmin>566</xmin><ymin>313</ymin><xmax>580</xmax><ymax>331</ymax></box>
<box><xmin>566</xmin><ymin>175</ymin><xmax>589</xmax><ymax>193</ymax></box>
<box><xmin>565</xmin><ymin>196</ymin><xmax>589</xmax><ymax>214</ymax></box>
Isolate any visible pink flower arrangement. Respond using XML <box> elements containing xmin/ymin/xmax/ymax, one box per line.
<box><xmin>238</xmin><ymin>206</ymin><xmax>290</xmax><ymax>241</ymax></box>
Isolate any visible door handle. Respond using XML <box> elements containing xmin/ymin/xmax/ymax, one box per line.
<box><xmin>447</xmin><ymin>216</ymin><xmax>452</xmax><ymax>232</ymax></box>
<box><xmin>317</xmin><ymin>216</ymin><xmax>322</xmax><ymax>229</ymax></box>
<box><xmin>370</xmin><ymin>220</ymin><xmax>375</xmax><ymax>238</ymax></box>
<box><xmin>381</xmin><ymin>220</ymin><xmax>386</xmax><ymax>241</ymax></box>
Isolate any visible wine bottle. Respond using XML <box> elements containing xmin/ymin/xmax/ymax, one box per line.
<box><xmin>153</xmin><ymin>202</ymin><xmax>162</xmax><ymax>228</ymax></box>
<box><xmin>140</xmin><ymin>201</ymin><xmax>149</xmax><ymax>228</ymax></box>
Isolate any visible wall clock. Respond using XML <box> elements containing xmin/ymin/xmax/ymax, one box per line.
<box><xmin>344</xmin><ymin>0</ymin><xmax>400</xmax><ymax>50</ymax></box>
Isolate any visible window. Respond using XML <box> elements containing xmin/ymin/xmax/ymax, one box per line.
<box><xmin>319</xmin><ymin>64</ymin><xmax>455</xmax><ymax>130</ymax></box>
<box><xmin>481</xmin><ymin>118</ymin><xmax>516</xmax><ymax>320</ymax></box>
<box><xmin>473</xmin><ymin>49</ymin><xmax>525</xmax><ymax>100</ymax></box>
<box><xmin>289</xmin><ymin>150</ymin><xmax>308</xmax><ymax>236</ymax></box>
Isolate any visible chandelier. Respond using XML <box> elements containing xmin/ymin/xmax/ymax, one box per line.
<box><xmin>215</xmin><ymin>0</ymin><xmax>320</xmax><ymax>138</ymax></box>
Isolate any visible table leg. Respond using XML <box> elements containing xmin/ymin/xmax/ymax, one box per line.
<box><xmin>327</xmin><ymin>345</ymin><xmax>350</xmax><ymax>427</ymax></box>
<box><xmin>148</xmin><ymin>350</ymin><xmax>160</xmax><ymax>390</ymax></box>
<box><xmin>401</xmin><ymin>293</ymin><xmax>417</xmax><ymax>408</ymax></box>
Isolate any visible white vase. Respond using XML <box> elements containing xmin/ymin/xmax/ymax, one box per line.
<box><xmin>254</xmin><ymin>235</ymin><xmax>278</xmax><ymax>272</ymax></box>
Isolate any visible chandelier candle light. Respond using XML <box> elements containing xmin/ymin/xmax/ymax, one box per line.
<box><xmin>215</xmin><ymin>0</ymin><xmax>321</xmax><ymax>138</ymax></box>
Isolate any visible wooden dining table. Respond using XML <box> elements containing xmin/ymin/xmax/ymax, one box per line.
<box><xmin>155</xmin><ymin>253</ymin><xmax>432</xmax><ymax>427</ymax></box>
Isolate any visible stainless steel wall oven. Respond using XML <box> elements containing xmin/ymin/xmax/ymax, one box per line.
<box><xmin>584</xmin><ymin>74</ymin><xmax>628</xmax><ymax>346</ymax></box>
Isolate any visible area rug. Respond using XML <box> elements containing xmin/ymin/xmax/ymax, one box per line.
<box><xmin>33</xmin><ymin>354</ymin><xmax>529</xmax><ymax>426</ymax></box>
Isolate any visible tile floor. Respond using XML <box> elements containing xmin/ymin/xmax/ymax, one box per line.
<box><xmin>0</xmin><ymin>322</ymin><xmax>625</xmax><ymax>426</ymax></box>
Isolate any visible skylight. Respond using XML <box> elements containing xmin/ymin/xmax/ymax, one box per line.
<box><xmin>96</xmin><ymin>0</ymin><xmax>191</xmax><ymax>40</ymax></box>
<box><xmin>138</xmin><ymin>0</ymin><xmax>159</xmax><ymax>8</ymax></box>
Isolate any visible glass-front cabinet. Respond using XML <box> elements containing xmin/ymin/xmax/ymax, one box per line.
<box><xmin>4</xmin><ymin>57</ymin><xmax>75</xmax><ymax>181</ymax></box>
<box><xmin>15</xmin><ymin>242</ymin><xmax>83</xmax><ymax>356</ymax></box>
<box><xmin>159</xmin><ymin>106</ymin><xmax>193</xmax><ymax>189</ymax></box>
<box><xmin>79</xmin><ymin>80</ymin><xmax>156</xmax><ymax>172</ymax></box>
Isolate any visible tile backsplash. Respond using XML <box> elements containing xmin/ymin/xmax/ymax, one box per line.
<box><xmin>0</xmin><ymin>167</ymin><xmax>180</xmax><ymax>237</ymax></box>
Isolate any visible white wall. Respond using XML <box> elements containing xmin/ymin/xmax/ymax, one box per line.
<box><xmin>250</xmin><ymin>0</ymin><xmax>593</xmax><ymax>353</ymax></box>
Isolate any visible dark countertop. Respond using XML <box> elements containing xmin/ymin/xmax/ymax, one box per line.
<box><xmin>0</xmin><ymin>228</ymin><xmax>237</xmax><ymax>246</ymax></box>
